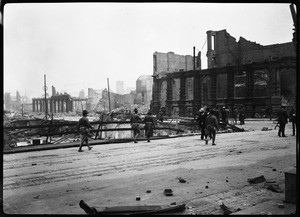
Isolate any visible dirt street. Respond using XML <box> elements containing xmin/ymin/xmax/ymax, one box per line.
<box><xmin>3</xmin><ymin>120</ymin><xmax>297</xmax><ymax>215</ymax></box>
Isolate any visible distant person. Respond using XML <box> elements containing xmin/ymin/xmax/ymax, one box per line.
<box><xmin>197</xmin><ymin>107</ymin><xmax>208</xmax><ymax>140</ymax></box>
<box><xmin>130</xmin><ymin>108</ymin><xmax>142</xmax><ymax>143</ymax></box>
<box><xmin>77</xmin><ymin>110</ymin><xmax>93</xmax><ymax>152</ymax></box>
<box><xmin>277</xmin><ymin>106</ymin><xmax>289</xmax><ymax>137</ymax></box>
<box><xmin>233</xmin><ymin>106</ymin><xmax>239</xmax><ymax>124</ymax></box>
<box><xmin>158</xmin><ymin>108</ymin><xmax>164</xmax><ymax>122</ymax></box>
<box><xmin>144</xmin><ymin>111</ymin><xmax>155</xmax><ymax>142</ymax></box>
<box><xmin>221</xmin><ymin>106</ymin><xmax>228</xmax><ymax>125</ymax></box>
<box><xmin>265</xmin><ymin>105</ymin><xmax>272</xmax><ymax>120</ymax></box>
<box><xmin>239</xmin><ymin>106</ymin><xmax>245</xmax><ymax>125</ymax></box>
<box><xmin>289</xmin><ymin>108</ymin><xmax>297</xmax><ymax>136</ymax></box>
<box><xmin>205</xmin><ymin>108</ymin><xmax>219</xmax><ymax>146</ymax></box>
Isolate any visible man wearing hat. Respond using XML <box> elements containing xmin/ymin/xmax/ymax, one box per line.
<box><xmin>130</xmin><ymin>108</ymin><xmax>142</xmax><ymax>143</ymax></box>
<box><xmin>144</xmin><ymin>110</ymin><xmax>155</xmax><ymax>142</ymax></box>
<box><xmin>276</xmin><ymin>106</ymin><xmax>289</xmax><ymax>137</ymax></box>
<box><xmin>205</xmin><ymin>108</ymin><xmax>219</xmax><ymax>146</ymax></box>
<box><xmin>77</xmin><ymin>110</ymin><xmax>93</xmax><ymax>152</ymax></box>
<box><xmin>197</xmin><ymin>107</ymin><xmax>208</xmax><ymax>140</ymax></box>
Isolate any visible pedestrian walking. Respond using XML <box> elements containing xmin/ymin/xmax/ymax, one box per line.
<box><xmin>197</xmin><ymin>107</ymin><xmax>208</xmax><ymax>140</ymax></box>
<box><xmin>78</xmin><ymin>110</ymin><xmax>93</xmax><ymax>152</ymax></box>
<box><xmin>205</xmin><ymin>108</ymin><xmax>219</xmax><ymax>146</ymax></box>
<box><xmin>289</xmin><ymin>108</ymin><xmax>297</xmax><ymax>136</ymax></box>
<box><xmin>277</xmin><ymin>106</ymin><xmax>289</xmax><ymax>137</ymax></box>
<box><xmin>131</xmin><ymin>108</ymin><xmax>142</xmax><ymax>143</ymax></box>
<box><xmin>144</xmin><ymin>111</ymin><xmax>155</xmax><ymax>142</ymax></box>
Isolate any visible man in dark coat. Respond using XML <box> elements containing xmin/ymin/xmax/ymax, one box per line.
<box><xmin>289</xmin><ymin>108</ymin><xmax>297</xmax><ymax>136</ymax></box>
<box><xmin>144</xmin><ymin>111</ymin><xmax>155</xmax><ymax>142</ymax></box>
<box><xmin>131</xmin><ymin>108</ymin><xmax>142</xmax><ymax>143</ymax></box>
<box><xmin>78</xmin><ymin>110</ymin><xmax>93</xmax><ymax>152</ymax></box>
<box><xmin>197</xmin><ymin>107</ymin><xmax>208</xmax><ymax>140</ymax></box>
<box><xmin>221</xmin><ymin>106</ymin><xmax>228</xmax><ymax>125</ymax></box>
<box><xmin>205</xmin><ymin>108</ymin><xmax>219</xmax><ymax>146</ymax></box>
<box><xmin>277</xmin><ymin>106</ymin><xmax>289</xmax><ymax>137</ymax></box>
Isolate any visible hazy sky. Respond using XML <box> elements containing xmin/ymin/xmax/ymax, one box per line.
<box><xmin>3</xmin><ymin>2</ymin><xmax>294</xmax><ymax>99</ymax></box>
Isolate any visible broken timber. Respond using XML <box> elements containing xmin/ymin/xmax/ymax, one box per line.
<box><xmin>79</xmin><ymin>200</ymin><xmax>186</xmax><ymax>215</ymax></box>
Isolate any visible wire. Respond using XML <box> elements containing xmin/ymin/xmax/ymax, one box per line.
<box><xmin>201</xmin><ymin>38</ymin><xmax>207</xmax><ymax>50</ymax></box>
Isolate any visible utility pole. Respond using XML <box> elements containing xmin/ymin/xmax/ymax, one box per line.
<box><xmin>44</xmin><ymin>74</ymin><xmax>48</xmax><ymax>120</ymax></box>
<box><xmin>107</xmin><ymin>78</ymin><xmax>111</xmax><ymax>113</ymax></box>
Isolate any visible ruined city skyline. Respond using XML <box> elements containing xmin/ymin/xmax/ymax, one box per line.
<box><xmin>3</xmin><ymin>3</ymin><xmax>294</xmax><ymax>99</ymax></box>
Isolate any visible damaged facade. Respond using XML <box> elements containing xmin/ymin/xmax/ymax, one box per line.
<box><xmin>151</xmin><ymin>29</ymin><xmax>296</xmax><ymax>118</ymax></box>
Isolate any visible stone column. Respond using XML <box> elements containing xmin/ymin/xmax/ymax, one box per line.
<box><xmin>193</xmin><ymin>74</ymin><xmax>202</xmax><ymax>114</ymax></box>
<box><xmin>179</xmin><ymin>75</ymin><xmax>186</xmax><ymax>116</ymax></box>
<box><xmin>165</xmin><ymin>77</ymin><xmax>173</xmax><ymax>117</ymax></box>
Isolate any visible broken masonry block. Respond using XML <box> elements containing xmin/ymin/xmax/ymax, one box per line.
<box><xmin>177</xmin><ymin>177</ymin><xmax>187</xmax><ymax>183</ymax></box>
<box><xmin>136</xmin><ymin>196</ymin><xmax>141</xmax><ymax>201</ymax></box>
<box><xmin>146</xmin><ymin>190</ymin><xmax>151</xmax><ymax>193</ymax></box>
<box><xmin>170</xmin><ymin>202</ymin><xmax>176</xmax><ymax>205</ymax></box>
<box><xmin>164</xmin><ymin>189</ymin><xmax>173</xmax><ymax>196</ymax></box>
<box><xmin>247</xmin><ymin>175</ymin><xmax>266</xmax><ymax>184</ymax></box>
<box><xmin>278</xmin><ymin>203</ymin><xmax>285</xmax><ymax>208</ymax></box>
<box><xmin>272</xmin><ymin>168</ymin><xmax>277</xmax><ymax>171</ymax></box>
<box><xmin>267</xmin><ymin>184</ymin><xmax>283</xmax><ymax>193</ymax></box>
<box><xmin>205</xmin><ymin>186</ymin><xmax>209</xmax><ymax>189</ymax></box>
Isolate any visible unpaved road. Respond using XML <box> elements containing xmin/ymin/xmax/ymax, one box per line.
<box><xmin>3</xmin><ymin>120</ymin><xmax>297</xmax><ymax>215</ymax></box>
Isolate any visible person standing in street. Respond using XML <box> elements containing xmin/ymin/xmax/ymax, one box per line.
<box><xmin>277</xmin><ymin>106</ymin><xmax>289</xmax><ymax>137</ymax></box>
<box><xmin>131</xmin><ymin>108</ymin><xmax>142</xmax><ymax>143</ymax></box>
<box><xmin>233</xmin><ymin>106</ymin><xmax>239</xmax><ymax>124</ymax></box>
<box><xmin>205</xmin><ymin>108</ymin><xmax>219</xmax><ymax>146</ymax></box>
<box><xmin>289</xmin><ymin>108</ymin><xmax>297</xmax><ymax>136</ymax></box>
<box><xmin>239</xmin><ymin>106</ymin><xmax>245</xmax><ymax>125</ymax></box>
<box><xmin>78</xmin><ymin>110</ymin><xmax>93</xmax><ymax>152</ymax></box>
<box><xmin>144</xmin><ymin>111</ymin><xmax>155</xmax><ymax>142</ymax></box>
<box><xmin>221</xmin><ymin>106</ymin><xmax>228</xmax><ymax>125</ymax></box>
<box><xmin>197</xmin><ymin>107</ymin><xmax>208</xmax><ymax>140</ymax></box>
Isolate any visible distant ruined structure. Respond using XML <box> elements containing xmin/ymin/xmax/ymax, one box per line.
<box><xmin>151</xmin><ymin>29</ymin><xmax>296</xmax><ymax>118</ymax></box>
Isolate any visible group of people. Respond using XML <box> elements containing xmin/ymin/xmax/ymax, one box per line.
<box><xmin>76</xmin><ymin>108</ymin><xmax>156</xmax><ymax>152</ymax></box>
<box><xmin>197</xmin><ymin>107</ymin><xmax>219</xmax><ymax>146</ymax></box>
<box><xmin>276</xmin><ymin>106</ymin><xmax>297</xmax><ymax>137</ymax></box>
<box><xmin>76</xmin><ymin>105</ymin><xmax>297</xmax><ymax>152</ymax></box>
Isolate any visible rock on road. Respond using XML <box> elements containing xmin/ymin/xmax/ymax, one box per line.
<box><xmin>3</xmin><ymin>121</ymin><xmax>297</xmax><ymax>215</ymax></box>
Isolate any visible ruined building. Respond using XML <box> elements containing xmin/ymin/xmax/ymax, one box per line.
<box><xmin>135</xmin><ymin>75</ymin><xmax>153</xmax><ymax>106</ymax></box>
<box><xmin>151</xmin><ymin>29</ymin><xmax>296</xmax><ymax>118</ymax></box>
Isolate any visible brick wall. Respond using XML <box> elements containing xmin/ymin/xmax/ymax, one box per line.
<box><xmin>153</xmin><ymin>51</ymin><xmax>198</xmax><ymax>74</ymax></box>
<box><xmin>207</xmin><ymin>29</ymin><xmax>296</xmax><ymax>68</ymax></box>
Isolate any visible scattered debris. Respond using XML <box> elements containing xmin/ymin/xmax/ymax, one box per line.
<box><xmin>261</xmin><ymin>127</ymin><xmax>272</xmax><ymax>131</ymax></box>
<box><xmin>79</xmin><ymin>200</ymin><xmax>186</xmax><ymax>215</ymax></box>
<box><xmin>33</xmin><ymin>195</ymin><xmax>40</xmax><ymax>199</ymax></box>
<box><xmin>146</xmin><ymin>190</ymin><xmax>151</xmax><ymax>193</ymax></box>
<box><xmin>252</xmin><ymin>202</ymin><xmax>256</xmax><ymax>206</ymax></box>
<box><xmin>226</xmin><ymin>180</ymin><xmax>229</xmax><ymax>182</ymax></box>
<box><xmin>266</xmin><ymin>184</ymin><xmax>283</xmax><ymax>193</ymax></box>
<box><xmin>220</xmin><ymin>203</ymin><xmax>241</xmax><ymax>215</ymax></box>
<box><xmin>170</xmin><ymin>202</ymin><xmax>176</xmax><ymax>205</ymax></box>
<box><xmin>31</xmin><ymin>163</ymin><xmax>37</xmax><ymax>166</ymax></box>
<box><xmin>278</xmin><ymin>203</ymin><xmax>285</xmax><ymax>208</ymax></box>
<box><xmin>177</xmin><ymin>177</ymin><xmax>186</xmax><ymax>183</ymax></box>
<box><xmin>247</xmin><ymin>175</ymin><xmax>266</xmax><ymax>184</ymax></box>
<box><xmin>205</xmin><ymin>186</ymin><xmax>209</xmax><ymax>189</ymax></box>
<box><xmin>272</xmin><ymin>168</ymin><xmax>277</xmax><ymax>171</ymax></box>
<box><xmin>136</xmin><ymin>196</ymin><xmax>141</xmax><ymax>201</ymax></box>
<box><xmin>164</xmin><ymin>189</ymin><xmax>173</xmax><ymax>196</ymax></box>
